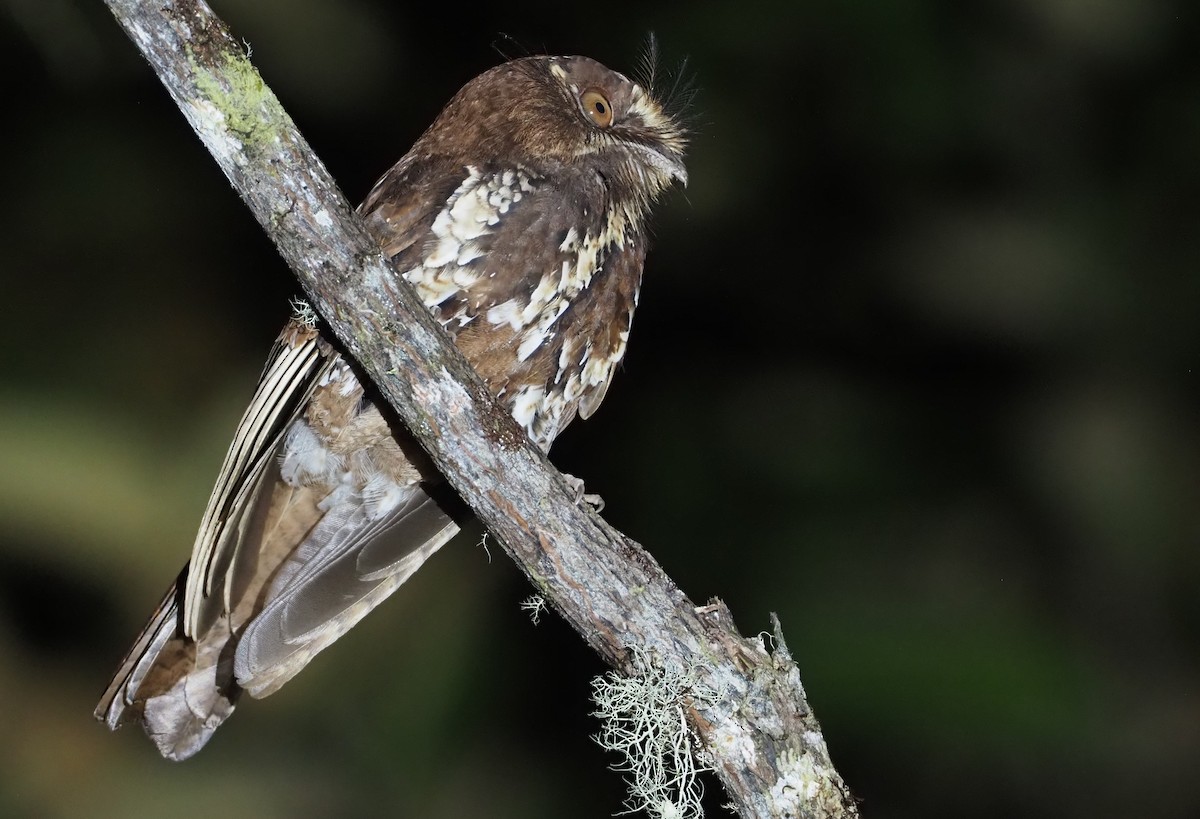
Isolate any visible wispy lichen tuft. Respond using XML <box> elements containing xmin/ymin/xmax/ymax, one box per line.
<box><xmin>520</xmin><ymin>594</ymin><xmax>547</xmax><ymax>625</ymax></box>
<box><xmin>592</xmin><ymin>646</ymin><xmax>719</xmax><ymax>818</ymax></box>
<box><xmin>289</xmin><ymin>297</ymin><xmax>317</xmax><ymax>328</ymax></box>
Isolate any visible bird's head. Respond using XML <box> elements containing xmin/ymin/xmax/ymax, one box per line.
<box><xmin>414</xmin><ymin>55</ymin><xmax>688</xmax><ymax>222</ymax></box>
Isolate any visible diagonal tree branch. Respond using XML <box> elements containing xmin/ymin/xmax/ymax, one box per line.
<box><xmin>102</xmin><ymin>1</ymin><xmax>859</xmax><ymax>816</ymax></box>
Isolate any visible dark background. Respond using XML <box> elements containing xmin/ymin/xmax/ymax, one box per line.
<box><xmin>2</xmin><ymin>0</ymin><xmax>1199</xmax><ymax>817</ymax></box>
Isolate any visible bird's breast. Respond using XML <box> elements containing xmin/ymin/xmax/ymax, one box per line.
<box><xmin>385</xmin><ymin>164</ymin><xmax>647</xmax><ymax>450</ymax></box>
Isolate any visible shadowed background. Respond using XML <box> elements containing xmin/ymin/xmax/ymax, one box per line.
<box><xmin>2</xmin><ymin>0</ymin><xmax>1198</xmax><ymax>817</ymax></box>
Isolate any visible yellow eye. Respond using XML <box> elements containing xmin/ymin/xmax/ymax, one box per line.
<box><xmin>581</xmin><ymin>88</ymin><xmax>614</xmax><ymax>127</ymax></box>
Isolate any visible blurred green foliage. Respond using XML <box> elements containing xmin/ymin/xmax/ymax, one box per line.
<box><xmin>2</xmin><ymin>0</ymin><xmax>1198</xmax><ymax>817</ymax></box>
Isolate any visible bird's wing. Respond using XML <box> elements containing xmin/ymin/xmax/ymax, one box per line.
<box><xmin>233</xmin><ymin>480</ymin><xmax>459</xmax><ymax>698</ymax></box>
<box><xmin>93</xmin><ymin>319</ymin><xmax>337</xmax><ymax>754</ymax></box>
<box><xmin>182</xmin><ymin>319</ymin><xmax>335</xmax><ymax>637</ymax></box>
<box><xmin>92</xmin><ymin>565</ymin><xmax>241</xmax><ymax>760</ymax></box>
<box><xmin>93</xmin><ymin>568</ymin><xmax>185</xmax><ymax>729</ymax></box>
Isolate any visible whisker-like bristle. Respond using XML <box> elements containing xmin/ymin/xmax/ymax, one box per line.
<box><xmin>490</xmin><ymin>33</ymin><xmax>535</xmax><ymax>63</ymax></box>
<box><xmin>635</xmin><ymin>32</ymin><xmax>661</xmax><ymax>95</ymax></box>
<box><xmin>635</xmin><ymin>34</ymin><xmax>699</xmax><ymax>132</ymax></box>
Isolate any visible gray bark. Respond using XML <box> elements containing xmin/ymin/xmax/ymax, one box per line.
<box><xmin>101</xmin><ymin>1</ymin><xmax>860</xmax><ymax>816</ymax></box>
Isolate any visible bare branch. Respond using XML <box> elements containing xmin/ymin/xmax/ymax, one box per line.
<box><xmin>102</xmin><ymin>1</ymin><xmax>859</xmax><ymax>815</ymax></box>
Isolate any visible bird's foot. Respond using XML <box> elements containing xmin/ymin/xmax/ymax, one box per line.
<box><xmin>562</xmin><ymin>473</ymin><xmax>605</xmax><ymax>513</ymax></box>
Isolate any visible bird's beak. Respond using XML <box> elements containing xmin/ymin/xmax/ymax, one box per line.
<box><xmin>634</xmin><ymin>143</ymin><xmax>688</xmax><ymax>188</ymax></box>
<box><xmin>665</xmin><ymin>155</ymin><xmax>688</xmax><ymax>187</ymax></box>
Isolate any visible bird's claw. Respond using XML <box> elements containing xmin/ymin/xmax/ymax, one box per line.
<box><xmin>562</xmin><ymin>473</ymin><xmax>605</xmax><ymax>513</ymax></box>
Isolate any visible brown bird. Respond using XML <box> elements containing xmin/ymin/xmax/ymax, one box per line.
<box><xmin>94</xmin><ymin>54</ymin><xmax>687</xmax><ymax>760</ymax></box>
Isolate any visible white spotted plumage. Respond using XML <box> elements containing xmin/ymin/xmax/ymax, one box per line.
<box><xmin>404</xmin><ymin>165</ymin><xmax>540</xmax><ymax>304</ymax></box>
<box><xmin>397</xmin><ymin>163</ymin><xmax>640</xmax><ymax>448</ymax></box>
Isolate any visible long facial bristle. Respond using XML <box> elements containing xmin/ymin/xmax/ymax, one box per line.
<box><xmin>635</xmin><ymin>33</ymin><xmax>700</xmax><ymax>131</ymax></box>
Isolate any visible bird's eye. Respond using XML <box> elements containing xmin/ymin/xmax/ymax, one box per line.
<box><xmin>581</xmin><ymin>88</ymin><xmax>614</xmax><ymax>128</ymax></box>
